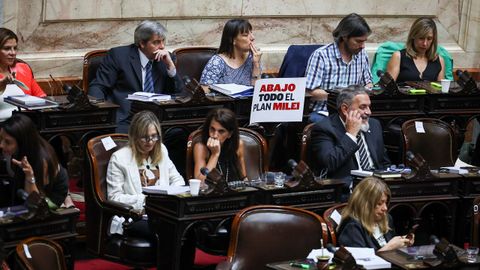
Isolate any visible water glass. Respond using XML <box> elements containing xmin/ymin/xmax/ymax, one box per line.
<box><xmin>274</xmin><ymin>172</ymin><xmax>285</xmax><ymax>188</ymax></box>
<box><xmin>467</xmin><ymin>247</ymin><xmax>479</xmax><ymax>263</ymax></box>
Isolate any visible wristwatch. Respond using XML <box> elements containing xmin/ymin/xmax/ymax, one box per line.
<box><xmin>27</xmin><ymin>177</ymin><xmax>36</xmax><ymax>184</ymax></box>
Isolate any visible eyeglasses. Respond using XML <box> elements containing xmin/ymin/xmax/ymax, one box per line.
<box><xmin>139</xmin><ymin>134</ymin><xmax>160</xmax><ymax>143</ymax></box>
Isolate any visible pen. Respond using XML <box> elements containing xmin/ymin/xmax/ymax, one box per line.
<box><xmin>290</xmin><ymin>262</ymin><xmax>310</xmax><ymax>269</ymax></box>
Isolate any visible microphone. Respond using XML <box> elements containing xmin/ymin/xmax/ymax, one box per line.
<box><xmin>376</xmin><ymin>70</ymin><xmax>385</xmax><ymax>78</ymax></box>
<box><xmin>287</xmin><ymin>159</ymin><xmax>298</xmax><ymax>169</ymax></box>
<box><xmin>325</xmin><ymin>243</ymin><xmax>336</xmax><ymax>254</ymax></box>
<box><xmin>430</xmin><ymin>235</ymin><xmax>440</xmax><ymax>245</ymax></box>
<box><xmin>200</xmin><ymin>167</ymin><xmax>209</xmax><ymax>176</ymax></box>
<box><xmin>17</xmin><ymin>188</ymin><xmax>29</xmax><ymax>201</ymax></box>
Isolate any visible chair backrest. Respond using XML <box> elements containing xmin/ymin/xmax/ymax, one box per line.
<box><xmin>16</xmin><ymin>237</ymin><xmax>67</xmax><ymax>270</ymax></box>
<box><xmin>85</xmin><ymin>133</ymin><xmax>129</xmax><ymax>253</ymax></box>
<box><xmin>323</xmin><ymin>203</ymin><xmax>348</xmax><ymax>246</ymax></box>
<box><xmin>300</xmin><ymin>123</ymin><xmax>315</xmax><ymax>167</ymax></box>
<box><xmin>401</xmin><ymin>118</ymin><xmax>457</xmax><ymax>168</ymax></box>
<box><xmin>82</xmin><ymin>49</ymin><xmax>108</xmax><ymax>93</ymax></box>
<box><xmin>222</xmin><ymin>205</ymin><xmax>328</xmax><ymax>270</ymax></box>
<box><xmin>370</xmin><ymin>41</ymin><xmax>454</xmax><ymax>84</ymax></box>
<box><xmin>185</xmin><ymin>127</ymin><xmax>268</xmax><ymax>181</ymax></box>
<box><xmin>278</xmin><ymin>44</ymin><xmax>322</xmax><ymax>78</ymax></box>
<box><xmin>173</xmin><ymin>47</ymin><xmax>217</xmax><ymax>82</ymax></box>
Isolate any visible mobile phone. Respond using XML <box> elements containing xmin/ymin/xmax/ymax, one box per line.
<box><xmin>406</xmin><ymin>224</ymin><xmax>419</xmax><ymax>239</ymax></box>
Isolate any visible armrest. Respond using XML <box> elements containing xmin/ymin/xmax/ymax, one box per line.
<box><xmin>102</xmin><ymin>200</ymin><xmax>135</xmax><ymax>217</ymax></box>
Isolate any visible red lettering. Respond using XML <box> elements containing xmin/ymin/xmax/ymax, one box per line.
<box><xmin>260</xmin><ymin>84</ymin><xmax>266</xmax><ymax>92</ymax></box>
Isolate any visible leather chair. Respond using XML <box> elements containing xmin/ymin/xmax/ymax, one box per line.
<box><xmin>82</xmin><ymin>49</ymin><xmax>108</xmax><ymax>93</ymax></box>
<box><xmin>300</xmin><ymin>123</ymin><xmax>315</xmax><ymax>168</ymax></box>
<box><xmin>277</xmin><ymin>44</ymin><xmax>322</xmax><ymax>78</ymax></box>
<box><xmin>323</xmin><ymin>203</ymin><xmax>348</xmax><ymax>246</ymax></box>
<box><xmin>185</xmin><ymin>127</ymin><xmax>268</xmax><ymax>181</ymax></box>
<box><xmin>216</xmin><ymin>205</ymin><xmax>329</xmax><ymax>270</ymax></box>
<box><xmin>85</xmin><ymin>134</ymin><xmax>155</xmax><ymax>267</ymax></box>
<box><xmin>173</xmin><ymin>47</ymin><xmax>217</xmax><ymax>82</ymax></box>
<box><xmin>16</xmin><ymin>237</ymin><xmax>67</xmax><ymax>270</ymax></box>
<box><xmin>401</xmin><ymin>118</ymin><xmax>457</xmax><ymax>169</ymax></box>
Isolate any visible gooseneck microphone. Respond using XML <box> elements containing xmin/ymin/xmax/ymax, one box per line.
<box><xmin>376</xmin><ymin>70</ymin><xmax>385</xmax><ymax>78</ymax></box>
<box><xmin>200</xmin><ymin>167</ymin><xmax>210</xmax><ymax>176</ymax></box>
<box><xmin>430</xmin><ymin>234</ymin><xmax>440</xmax><ymax>245</ymax></box>
<box><xmin>287</xmin><ymin>159</ymin><xmax>298</xmax><ymax>170</ymax></box>
<box><xmin>325</xmin><ymin>243</ymin><xmax>336</xmax><ymax>254</ymax></box>
<box><xmin>17</xmin><ymin>188</ymin><xmax>29</xmax><ymax>201</ymax></box>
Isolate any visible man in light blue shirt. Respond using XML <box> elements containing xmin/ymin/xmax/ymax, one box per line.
<box><xmin>305</xmin><ymin>13</ymin><xmax>373</xmax><ymax>123</ymax></box>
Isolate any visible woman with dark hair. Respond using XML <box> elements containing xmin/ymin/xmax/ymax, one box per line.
<box><xmin>193</xmin><ymin>108</ymin><xmax>247</xmax><ymax>183</ymax></box>
<box><xmin>0</xmin><ymin>27</ymin><xmax>46</xmax><ymax>96</ymax></box>
<box><xmin>0</xmin><ymin>114</ymin><xmax>68</xmax><ymax>207</ymax></box>
<box><xmin>386</xmin><ymin>18</ymin><xmax>445</xmax><ymax>83</ymax></box>
<box><xmin>337</xmin><ymin>177</ymin><xmax>414</xmax><ymax>251</ymax></box>
<box><xmin>200</xmin><ymin>19</ymin><xmax>262</xmax><ymax>86</ymax></box>
<box><xmin>107</xmin><ymin>110</ymin><xmax>184</xmax><ymax>235</ymax></box>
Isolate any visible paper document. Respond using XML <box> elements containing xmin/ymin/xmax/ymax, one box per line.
<box><xmin>8</xmin><ymin>95</ymin><xmax>46</xmax><ymax>105</ymax></box>
<box><xmin>127</xmin><ymin>92</ymin><xmax>171</xmax><ymax>102</ymax></box>
<box><xmin>209</xmin><ymin>84</ymin><xmax>253</xmax><ymax>97</ymax></box>
<box><xmin>308</xmin><ymin>247</ymin><xmax>391</xmax><ymax>269</ymax></box>
<box><xmin>142</xmin><ymin>185</ymin><xmax>189</xmax><ymax>195</ymax></box>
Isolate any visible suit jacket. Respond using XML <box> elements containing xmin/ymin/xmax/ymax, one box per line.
<box><xmin>311</xmin><ymin>114</ymin><xmax>390</xmax><ymax>181</ymax></box>
<box><xmin>337</xmin><ymin>215</ymin><xmax>395</xmax><ymax>250</ymax></box>
<box><xmin>88</xmin><ymin>44</ymin><xmax>184</xmax><ymax>132</ymax></box>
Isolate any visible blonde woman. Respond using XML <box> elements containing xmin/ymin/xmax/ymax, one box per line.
<box><xmin>337</xmin><ymin>177</ymin><xmax>414</xmax><ymax>251</ymax></box>
<box><xmin>107</xmin><ymin>110</ymin><xmax>184</xmax><ymax>235</ymax></box>
<box><xmin>386</xmin><ymin>17</ymin><xmax>445</xmax><ymax>83</ymax></box>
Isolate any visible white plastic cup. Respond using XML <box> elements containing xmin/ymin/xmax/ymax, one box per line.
<box><xmin>467</xmin><ymin>247</ymin><xmax>479</xmax><ymax>263</ymax></box>
<box><xmin>441</xmin><ymin>79</ymin><xmax>451</xmax><ymax>93</ymax></box>
<box><xmin>189</xmin><ymin>179</ymin><xmax>201</xmax><ymax>196</ymax></box>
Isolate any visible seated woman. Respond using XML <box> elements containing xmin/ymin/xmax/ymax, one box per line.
<box><xmin>386</xmin><ymin>18</ymin><xmax>445</xmax><ymax>83</ymax></box>
<box><xmin>200</xmin><ymin>19</ymin><xmax>262</xmax><ymax>87</ymax></box>
<box><xmin>0</xmin><ymin>114</ymin><xmax>68</xmax><ymax>207</ymax></box>
<box><xmin>107</xmin><ymin>110</ymin><xmax>184</xmax><ymax>236</ymax></box>
<box><xmin>193</xmin><ymin>108</ymin><xmax>247</xmax><ymax>183</ymax></box>
<box><xmin>337</xmin><ymin>177</ymin><xmax>414</xmax><ymax>251</ymax></box>
<box><xmin>0</xmin><ymin>28</ymin><xmax>46</xmax><ymax>97</ymax></box>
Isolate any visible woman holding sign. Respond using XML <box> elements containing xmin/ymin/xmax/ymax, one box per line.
<box><xmin>193</xmin><ymin>108</ymin><xmax>247</xmax><ymax>183</ymax></box>
<box><xmin>0</xmin><ymin>28</ymin><xmax>46</xmax><ymax>96</ymax></box>
<box><xmin>200</xmin><ymin>19</ymin><xmax>262</xmax><ymax>87</ymax></box>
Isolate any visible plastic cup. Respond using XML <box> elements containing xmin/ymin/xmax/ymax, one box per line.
<box><xmin>467</xmin><ymin>247</ymin><xmax>479</xmax><ymax>263</ymax></box>
<box><xmin>189</xmin><ymin>179</ymin><xmax>201</xmax><ymax>196</ymax></box>
<box><xmin>441</xmin><ymin>79</ymin><xmax>451</xmax><ymax>93</ymax></box>
<box><xmin>274</xmin><ymin>172</ymin><xmax>285</xmax><ymax>188</ymax></box>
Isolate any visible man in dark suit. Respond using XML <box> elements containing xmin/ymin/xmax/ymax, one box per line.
<box><xmin>88</xmin><ymin>20</ymin><xmax>183</xmax><ymax>133</ymax></box>
<box><xmin>311</xmin><ymin>86</ymin><xmax>390</xmax><ymax>197</ymax></box>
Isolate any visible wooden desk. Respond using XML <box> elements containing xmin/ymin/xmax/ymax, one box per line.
<box><xmin>377</xmin><ymin>244</ymin><xmax>479</xmax><ymax>269</ymax></box>
<box><xmin>145</xmin><ymin>181</ymin><xmax>344</xmax><ymax>270</ymax></box>
<box><xmin>0</xmin><ymin>208</ymin><xmax>79</xmax><ymax>269</ymax></box>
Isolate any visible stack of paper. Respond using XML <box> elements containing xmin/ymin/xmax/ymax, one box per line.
<box><xmin>209</xmin><ymin>84</ymin><xmax>253</xmax><ymax>98</ymax></box>
<box><xmin>8</xmin><ymin>95</ymin><xmax>46</xmax><ymax>105</ymax></box>
<box><xmin>127</xmin><ymin>92</ymin><xmax>171</xmax><ymax>102</ymax></box>
<box><xmin>142</xmin><ymin>185</ymin><xmax>189</xmax><ymax>195</ymax></box>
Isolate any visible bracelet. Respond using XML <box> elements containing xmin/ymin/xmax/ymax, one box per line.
<box><xmin>26</xmin><ymin>177</ymin><xmax>36</xmax><ymax>184</ymax></box>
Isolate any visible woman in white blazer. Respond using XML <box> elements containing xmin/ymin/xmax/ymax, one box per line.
<box><xmin>106</xmin><ymin>110</ymin><xmax>185</xmax><ymax>235</ymax></box>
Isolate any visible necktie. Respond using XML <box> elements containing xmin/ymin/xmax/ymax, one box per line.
<box><xmin>356</xmin><ymin>133</ymin><xmax>371</xmax><ymax>170</ymax></box>
<box><xmin>144</xmin><ymin>61</ymin><xmax>154</xmax><ymax>93</ymax></box>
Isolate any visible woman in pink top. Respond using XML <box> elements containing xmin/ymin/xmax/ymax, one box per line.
<box><xmin>0</xmin><ymin>28</ymin><xmax>46</xmax><ymax>97</ymax></box>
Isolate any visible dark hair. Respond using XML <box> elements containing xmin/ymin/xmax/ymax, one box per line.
<box><xmin>201</xmin><ymin>108</ymin><xmax>243</xmax><ymax>178</ymax></box>
<box><xmin>2</xmin><ymin>114</ymin><xmax>59</xmax><ymax>191</ymax></box>
<box><xmin>333</xmin><ymin>13</ymin><xmax>371</xmax><ymax>43</ymax></box>
<box><xmin>218</xmin><ymin>19</ymin><xmax>253</xmax><ymax>58</ymax></box>
<box><xmin>0</xmin><ymin>27</ymin><xmax>18</xmax><ymax>48</ymax></box>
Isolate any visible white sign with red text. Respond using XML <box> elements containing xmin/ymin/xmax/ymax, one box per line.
<box><xmin>249</xmin><ymin>77</ymin><xmax>306</xmax><ymax>124</ymax></box>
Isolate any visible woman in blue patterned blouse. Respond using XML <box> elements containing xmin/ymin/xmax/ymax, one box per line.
<box><xmin>200</xmin><ymin>19</ymin><xmax>262</xmax><ymax>87</ymax></box>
